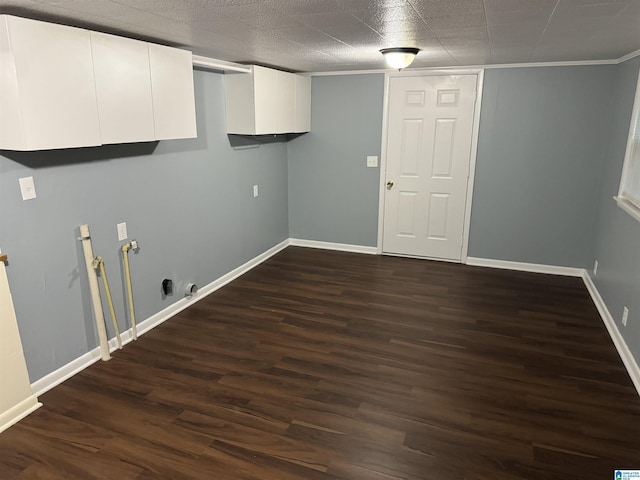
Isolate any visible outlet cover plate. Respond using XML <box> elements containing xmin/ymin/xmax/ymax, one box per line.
<box><xmin>117</xmin><ymin>222</ymin><xmax>128</xmax><ymax>241</ymax></box>
<box><xmin>19</xmin><ymin>176</ymin><xmax>37</xmax><ymax>201</ymax></box>
<box><xmin>622</xmin><ymin>306</ymin><xmax>629</xmax><ymax>327</ymax></box>
<box><xmin>367</xmin><ymin>156</ymin><xmax>378</xmax><ymax>168</ymax></box>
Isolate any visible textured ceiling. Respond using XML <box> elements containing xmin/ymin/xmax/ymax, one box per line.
<box><xmin>1</xmin><ymin>0</ymin><xmax>639</xmax><ymax>72</ymax></box>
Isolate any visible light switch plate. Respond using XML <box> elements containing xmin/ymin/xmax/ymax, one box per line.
<box><xmin>367</xmin><ymin>156</ymin><xmax>378</xmax><ymax>168</ymax></box>
<box><xmin>117</xmin><ymin>222</ymin><xmax>128</xmax><ymax>241</ymax></box>
<box><xmin>253</xmin><ymin>185</ymin><xmax>259</xmax><ymax>197</ymax></box>
<box><xmin>19</xmin><ymin>176</ymin><xmax>37</xmax><ymax>201</ymax></box>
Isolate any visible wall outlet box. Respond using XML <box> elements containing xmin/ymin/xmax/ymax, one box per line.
<box><xmin>253</xmin><ymin>185</ymin><xmax>259</xmax><ymax>197</ymax></box>
<box><xmin>622</xmin><ymin>306</ymin><xmax>629</xmax><ymax>327</ymax></box>
<box><xmin>117</xmin><ymin>222</ymin><xmax>128</xmax><ymax>241</ymax></box>
<box><xmin>367</xmin><ymin>156</ymin><xmax>378</xmax><ymax>168</ymax></box>
<box><xmin>19</xmin><ymin>176</ymin><xmax>37</xmax><ymax>201</ymax></box>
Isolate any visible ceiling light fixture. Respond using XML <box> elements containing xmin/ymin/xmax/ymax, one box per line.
<box><xmin>380</xmin><ymin>47</ymin><xmax>420</xmax><ymax>70</ymax></box>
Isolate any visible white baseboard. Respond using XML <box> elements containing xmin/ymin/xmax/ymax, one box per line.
<box><xmin>466</xmin><ymin>256</ymin><xmax>640</xmax><ymax>397</ymax></box>
<box><xmin>0</xmin><ymin>396</ymin><xmax>41</xmax><ymax>434</ymax></box>
<box><xmin>32</xmin><ymin>246</ymin><xmax>640</xmax><ymax>401</ymax></box>
<box><xmin>289</xmin><ymin>238</ymin><xmax>377</xmax><ymax>255</ymax></box>
<box><xmin>31</xmin><ymin>348</ymin><xmax>103</xmax><ymax>397</ymax></box>
<box><xmin>466</xmin><ymin>257</ymin><xmax>584</xmax><ymax>277</ymax></box>
<box><xmin>582</xmin><ymin>272</ymin><xmax>640</xmax><ymax>396</ymax></box>
<box><xmin>133</xmin><ymin>239</ymin><xmax>290</xmax><ymax>340</ymax></box>
<box><xmin>31</xmin><ymin>239</ymin><xmax>290</xmax><ymax>397</ymax></box>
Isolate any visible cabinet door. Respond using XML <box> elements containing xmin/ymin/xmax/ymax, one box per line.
<box><xmin>224</xmin><ymin>71</ymin><xmax>256</xmax><ymax>134</ymax></box>
<box><xmin>0</xmin><ymin>17</ymin><xmax>23</xmax><ymax>149</ymax></box>
<box><xmin>91</xmin><ymin>32</ymin><xmax>154</xmax><ymax>144</ymax></box>
<box><xmin>149</xmin><ymin>43</ymin><xmax>197</xmax><ymax>140</ymax></box>
<box><xmin>253</xmin><ymin>66</ymin><xmax>279</xmax><ymax>135</ymax></box>
<box><xmin>4</xmin><ymin>16</ymin><xmax>101</xmax><ymax>150</ymax></box>
<box><xmin>277</xmin><ymin>71</ymin><xmax>296</xmax><ymax>133</ymax></box>
<box><xmin>294</xmin><ymin>75</ymin><xmax>311</xmax><ymax>133</ymax></box>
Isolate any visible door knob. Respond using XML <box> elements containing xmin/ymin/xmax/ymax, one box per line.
<box><xmin>386</xmin><ymin>180</ymin><xmax>394</xmax><ymax>189</ymax></box>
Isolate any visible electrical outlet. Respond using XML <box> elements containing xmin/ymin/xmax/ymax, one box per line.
<box><xmin>622</xmin><ymin>307</ymin><xmax>629</xmax><ymax>327</ymax></box>
<box><xmin>19</xmin><ymin>176</ymin><xmax>37</xmax><ymax>201</ymax></box>
<box><xmin>253</xmin><ymin>185</ymin><xmax>259</xmax><ymax>197</ymax></box>
<box><xmin>593</xmin><ymin>260</ymin><xmax>598</xmax><ymax>276</ymax></box>
<box><xmin>367</xmin><ymin>155</ymin><xmax>378</xmax><ymax>168</ymax></box>
<box><xmin>117</xmin><ymin>222</ymin><xmax>128</xmax><ymax>241</ymax></box>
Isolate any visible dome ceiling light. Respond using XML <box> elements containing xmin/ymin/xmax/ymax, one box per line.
<box><xmin>380</xmin><ymin>47</ymin><xmax>420</xmax><ymax>70</ymax></box>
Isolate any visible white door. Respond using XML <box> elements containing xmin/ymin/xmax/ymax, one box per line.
<box><xmin>382</xmin><ymin>74</ymin><xmax>478</xmax><ymax>260</ymax></box>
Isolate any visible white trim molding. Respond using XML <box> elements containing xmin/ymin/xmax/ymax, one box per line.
<box><xmin>31</xmin><ymin>239</ymin><xmax>290</xmax><ymax>397</ymax></box>
<box><xmin>31</xmin><ymin>347</ymin><xmax>103</xmax><ymax>398</ymax></box>
<box><xmin>461</xmin><ymin>69</ymin><xmax>484</xmax><ymax>262</ymax></box>
<box><xmin>0</xmin><ymin>256</ymin><xmax>42</xmax><ymax>432</ymax></box>
<box><xmin>376</xmin><ymin>72</ymin><xmax>391</xmax><ymax>255</ymax></box>
<box><xmin>618</xmin><ymin>48</ymin><xmax>640</xmax><ymax>64</ymax></box>
<box><xmin>377</xmin><ymin>69</ymin><xmax>484</xmax><ymax>260</ymax></box>
<box><xmin>582</xmin><ymin>272</ymin><xmax>640</xmax><ymax>396</ymax></box>
<box><xmin>466</xmin><ymin>256</ymin><xmax>640</xmax><ymax>397</ymax></box>
<box><xmin>614</xmin><ymin>196</ymin><xmax>640</xmax><ymax>223</ymax></box>
<box><xmin>309</xmin><ymin>49</ymin><xmax>639</xmax><ymax>77</ymax></box>
<box><xmin>466</xmin><ymin>257</ymin><xmax>584</xmax><ymax>277</ymax></box>
<box><xmin>289</xmin><ymin>238</ymin><xmax>377</xmax><ymax>254</ymax></box>
<box><xmin>31</xmin><ymin>244</ymin><xmax>640</xmax><ymax>403</ymax></box>
<box><xmin>0</xmin><ymin>396</ymin><xmax>42</xmax><ymax>434</ymax></box>
<box><xmin>192</xmin><ymin>55</ymin><xmax>251</xmax><ymax>74</ymax></box>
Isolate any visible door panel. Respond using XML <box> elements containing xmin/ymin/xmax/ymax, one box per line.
<box><xmin>383</xmin><ymin>74</ymin><xmax>477</xmax><ymax>260</ymax></box>
<box><xmin>397</xmin><ymin>191</ymin><xmax>418</xmax><ymax>237</ymax></box>
<box><xmin>427</xmin><ymin>193</ymin><xmax>450</xmax><ymax>240</ymax></box>
<box><xmin>432</xmin><ymin>118</ymin><xmax>456</xmax><ymax>177</ymax></box>
<box><xmin>400</xmin><ymin>119</ymin><xmax>422</xmax><ymax>176</ymax></box>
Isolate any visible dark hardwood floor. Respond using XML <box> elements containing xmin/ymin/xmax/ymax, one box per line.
<box><xmin>2</xmin><ymin>246</ymin><xmax>640</xmax><ymax>479</ymax></box>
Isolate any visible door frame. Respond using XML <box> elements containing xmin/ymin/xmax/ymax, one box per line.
<box><xmin>376</xmin><ymin>68</ymin><xmax>485</xmax><ymax>263</ymax></box>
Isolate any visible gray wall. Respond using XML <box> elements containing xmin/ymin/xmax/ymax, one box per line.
<box><xmin>288</xmin><ymin>68</ymin><xmax>616</xmax><ymax>267</ymax></box>
<box><xmin>468</xmin><ymin>66</ymin><xmax>615</xmax><ymax>267</ymax></box>
<box><xmin>5</xmin><ymin>60</ymin><xmax>639</xmax><ymax>384</ymax></box>
<box><xmin>591</xmin><ymin>56</ymin><xmax>640</xmax><ymax>362</ymax></box>
<box><xmin>0</xmin><ymin>70</ymin><xmax>289</xmax><ymax>382</ymax></box>
<box><xmin>287</xmin><ymin>74</ymin><xmax>384</xmax><ymax>246</ymax></box>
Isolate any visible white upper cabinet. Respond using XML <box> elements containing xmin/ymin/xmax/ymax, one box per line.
<box><xmin>253</xmin><ymin>66</ymin><xmax>279</xmax><ymax>135</ymax></box>
<box><xmin>0</xmin><ymin>14</ymin><xmax>197</xmax><ymax>151</ymax></box>
<box><xmin>149</xmin><ymin>44</ymin><xmax>197</xmax><ymax>140</ymax></box>
<box><xmin>276</xmin><ymin>70</ymin><xmax>296</xmax><ymax>134</ymax></box>
<box><xmin>0</xmin><ymin>15</ymin><xmax>101</xmax><ymax>151</ymax></box>
<box><xmin>91</xmin><ymin>32</ymin><xmax>155</xmax><ymax>144</ymax></box>
<box><xmin>294</xmin><ymin>75</ymin><xmax>311</xmax><ymax>133</ymax></box>
<box><xmin>224</xmin><ymin>65</ymin><xmax>311</xmax><ymax>135</ymax></box>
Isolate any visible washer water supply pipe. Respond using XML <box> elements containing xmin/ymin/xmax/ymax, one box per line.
<box><xmin>122</xmin><ymin>240</ymin><xmax>138</xmax><ymax>340</ymax></box>
<box><xmin>79</xmin><ymin>224</ymin><xmax>110</xmax><ymax>361</ymax></box>
<box><xmin>93</xmin><ymin>256</ymin><xmax>122</xmax><ymax>350</ymax></box>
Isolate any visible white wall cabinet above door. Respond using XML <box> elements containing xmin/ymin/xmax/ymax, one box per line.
<box><xmin>224</xmin><ymin>65</ymin><xmax>311</xmax><ymax>135</ymax></box>
<box><xmin>0</xmin><ymin>15</ymin><xmax>101</xmax><ymax>151</ymax></box>
<box><xmin>149</xmin><ymin>44</ymin><xmax>197</xmax><ymax>140</ymax></box>
<box><xmin>91</xmin><ymin>32</ymin><xmax>155</xmax><ymax>145</ymax></box>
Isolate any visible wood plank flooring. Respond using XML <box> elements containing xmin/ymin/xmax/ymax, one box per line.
<box><xmin>2</xmin><ymin>246</ymin><xmax>640</xmax><ymax>479</ymax></box>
